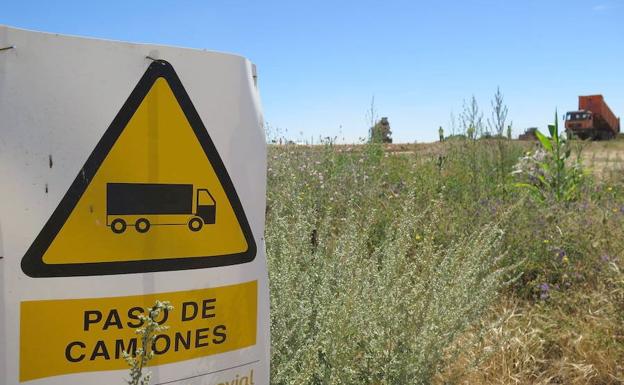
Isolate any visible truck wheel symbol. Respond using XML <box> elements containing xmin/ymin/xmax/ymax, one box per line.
<box><xmin>135</xmin><ymin>218</ymin><xmax>151</xmax><ymax>233</ymax></box>
<box><xmin>188</xmin><ymin>217</ymin><xmax>203</xmax><ymax>232</ymax></box>
<box><xmin>111</xmin><ymin>219</ymin><xmax>127</xmax><ymax>234</ymax></box>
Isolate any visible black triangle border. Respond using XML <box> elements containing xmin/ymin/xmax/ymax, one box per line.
<box><xmin>21</xmin><ymin>60</ymin><xmax>257</xmax><ymax>277</ymax></box>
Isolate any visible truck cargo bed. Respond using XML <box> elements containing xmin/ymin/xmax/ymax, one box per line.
<box><xmin>107</xmin><ymin>183</ymin><xmax>193</xmax><ymax>215</ymax></box>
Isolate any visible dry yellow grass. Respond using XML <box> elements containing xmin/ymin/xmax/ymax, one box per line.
<box><xmin>437</xmin><ymin>278</ymin><xmax>624</xmax><ymax>384</ymax></box>
<box><xmin>384</xmin><ymin>138</ymin><xmax>624</xmax><ymax>179</ymax></box>
<box><xmin>292</xmin><ymin>139</ymin><xmax>624</xmax><ymax>181</ymax></box>
<box><xmin>580</xmin><ymin>139</ymin><xmax>624</xmax><ymax>180</ymax></box>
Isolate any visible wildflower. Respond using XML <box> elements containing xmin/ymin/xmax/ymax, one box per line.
<box><xmin>562</xmin><ymin>255</ymin><xmax>569</xmax><ymax>265</ymax></box>
<box><xmin>533</xmin><ymin>149</ymin><xmax>547</xmax><ymax>162</ymax></box>
<box><xmin>539</xmin><ymin>283</ymin><xmax>550</xmax><ymax>300</ymax></box>
<box><xmin>415</xmin><ymin>234</ymin><xmax>422</xmax><ymax>241</ymax></box>
<box><xmin>543</xmin><ymin>239</ymin><xmax>550</xmax><ymax>244</ymax></box>
<box><xmin>607</xmin><ymin>186</ymin><xmax>613</xmax><ymax>192</ymax></box>
<box><xmin>600</xmin><ymin>254</ymin><xmax>610</xmax><ymax>263</ymax></box>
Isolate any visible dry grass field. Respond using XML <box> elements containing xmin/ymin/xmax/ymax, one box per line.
<box><xmin>335</xmin><ymin>138</ymin><xmax>624</xmax><ymax>179</ymax></box>
<box><xmin>581</xmin><ymin>139</ymin><xmax>624</xmax><ymax>179</ymax></box>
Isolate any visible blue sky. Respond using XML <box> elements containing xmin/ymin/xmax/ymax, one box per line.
<box><xmin>2</xmin><ymin>1</ymin><xmax>623</xmax><ymax>143</ymax></box>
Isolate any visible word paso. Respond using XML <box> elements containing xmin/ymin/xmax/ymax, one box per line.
<box><xmin>67</xmin><ymin>299</ymin><xmax>226</xmax><ymax>362</ymax></box>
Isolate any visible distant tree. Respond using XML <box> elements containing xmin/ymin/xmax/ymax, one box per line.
<box><xmin>487</xmin><ymin>87</ymin><xmax>509</xmax><ymax>137</ymax></box>
<box><xmin>370</xmin><ymin>117</ymin><xmax>392</xmax><ymax>143</ymax></box>
<box><xmin>507</xmin><ymin>124</ymin><xmax>512</xmax><ymax>140</ymax></box>
<box><xmin>439</xmin><ymin>126</ymin><xmax>444</xmax><ymax>142</ymax></box>
<box><xmin>460</xmin><ymin>96</ymin><xmax>484</xmax><ymax>138</ymax></box>
<box><xmin>467</xmin><ymin>124</ymin><xmax>476</xmax><ymax>140</ymax></box>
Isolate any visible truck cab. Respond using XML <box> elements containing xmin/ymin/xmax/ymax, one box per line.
<box><xmin>565</xmin><ymin>110</ymin><xmax>593</xmax><ymax>134</ymax></box>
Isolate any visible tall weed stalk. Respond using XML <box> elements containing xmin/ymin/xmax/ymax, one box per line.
<box><xmin>513</xmin><ymin>111</ymin><xmax>585</xmax><ymax>202</ymax></box>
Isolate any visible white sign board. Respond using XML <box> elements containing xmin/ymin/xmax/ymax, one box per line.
<box><xmin>0</xmin><ymin>26</ymin><xmax>269</xmax><ymax>385</ymax></box>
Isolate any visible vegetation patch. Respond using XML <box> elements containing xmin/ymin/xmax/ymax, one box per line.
<box><xmin>266</xmin><ymin>138</ymin><xmax>624</xmax><ymax>384</ymax></box>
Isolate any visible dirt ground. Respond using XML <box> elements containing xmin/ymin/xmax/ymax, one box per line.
<box><xmin>579</xmin><ymin>139</ymin><xmax>624</xmax><ymax>179</ymax></box>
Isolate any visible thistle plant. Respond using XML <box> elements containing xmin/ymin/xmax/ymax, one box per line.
<box><xmin>513</xmin><ymin>110</ymin><xmax>584</xmax><ymax>202</ymax></box>
<box><xmin>122</xmin><ymin>301</ymin><xmax>173</xmax><ymax>385</ymax></box>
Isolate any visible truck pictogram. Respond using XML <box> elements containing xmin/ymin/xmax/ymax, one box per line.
<box><xmin>106</xmin><ymin>183</ymin><xmax>216</xmax><ymax>234</ymax></box>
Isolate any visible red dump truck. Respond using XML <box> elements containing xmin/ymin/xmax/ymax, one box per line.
<box><xmin>565</xmin><ymin>95</ymin><xmax>620</xmax><ymax>140</ymax></box>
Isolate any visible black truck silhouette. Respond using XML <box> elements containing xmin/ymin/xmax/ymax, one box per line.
<box><xmin>106</xmin><ymin>183</ymin><xmax>216</xmax><ymax>234</ymax></box>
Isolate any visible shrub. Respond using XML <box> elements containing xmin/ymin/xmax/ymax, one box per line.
<box><xmin>267</xmin><ymin>144</ymin><xmax>511</xmax><ymax>385</ymax></box>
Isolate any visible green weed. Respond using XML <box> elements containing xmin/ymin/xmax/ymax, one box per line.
<box><xmin>123</xmin><ymin>301</ymin><xmax>173</xmax><ymax>385</ymax></box>
<box><xmin>513</xmin><ymin>111</ymin><xmax>585</xmax><ymax>202</ymax></box>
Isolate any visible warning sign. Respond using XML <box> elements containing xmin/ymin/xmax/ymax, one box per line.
<box><xmin>20</xmin><ymin>281</ymin><xmax>257</xmax><ymax>381</ymax></box>
<box><xmin>1</xmin><ymin>26</ymin><xmax>269</xmax><ymax>385</ymax></box>
<box><xmin>21</xmin><ymin>60</ymin><xmax>256</xmax><ymax>277</ymax></box>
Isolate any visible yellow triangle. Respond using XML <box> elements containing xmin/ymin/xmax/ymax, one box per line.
<box><xmin>22</xmin><ymin>61</ymin><xmax>255</xmax><ymax>277</ymax></box>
